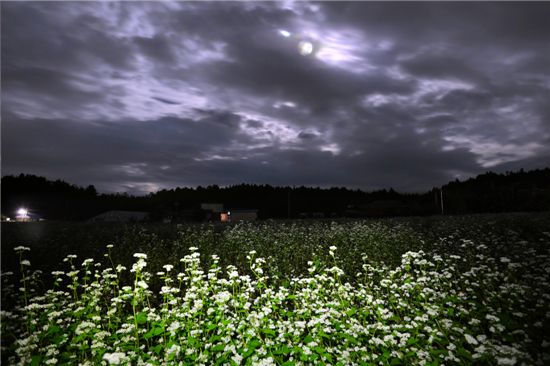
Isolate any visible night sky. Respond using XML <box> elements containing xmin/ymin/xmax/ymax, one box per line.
<box><xmin>2</xmin><ymin>2</ymin><xmax>549</xmax><ymax>195</ymax></box>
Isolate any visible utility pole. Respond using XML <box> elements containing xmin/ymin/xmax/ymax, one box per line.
<box><xmin>440</xmin><ymin>187</ymin><xmax>445</xmax><ymax>215</ymax></box>
<box><xmin>287</xmin><ymin>188</ymin><xmax>291</xmax><ymax>219</ymax></box>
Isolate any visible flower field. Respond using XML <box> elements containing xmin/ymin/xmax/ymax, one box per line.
<box><xmin>1</xmin><ymin>214</ymin><xmax>549</xmax><ymax>365</ymax></box>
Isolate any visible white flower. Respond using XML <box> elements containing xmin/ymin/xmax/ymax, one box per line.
<box><xmin>329</xmin><ymin>246</ymin><xmax>337</xmax><ymax>251</ymax></box>
<box><xmin>232</xmin><ymin>354</ymin><xmax>243</xmax><ymax>364</ymax></box>
<box><xmin>215</xmin><ymin>291</ymin><xmax>231</xmax><ymax>304</ymax></box>
<box><xmin>500</xmin><ymin>257</ymin><xmax>511</xmax><ymax>263</ymax></box>
<box><xmin>116</xmin><ymin>265</ymin><xmax>126</xmax><ymax>272</ymax></box>
<box><xmin>167</xmin><ymin>321</ymin><xmax>180</xmax><ymax>333</ymax></box>
<box><xmin>166</xmin><ymin>344</ymin><xmax>181</xmax><ymax>357</ymax></box>
<box><xmin>163</xmin><ymin>264</ymin><xmax>174</xmax><ymax>272</ymax></box>
<box><xmin>21</xmin><ymin>260</ymin><xmax>31</xmax><ymax>266</ymax></box>
<box><xmin>103</xmin><ymin>352</ymin><xmax>126</xmax><ymax>365</ymax></box>
<box><xmin>464</xmin><ymin>334</ymin><xmax>478</xmax><ymax>345</ymax></box>
<box><xmin>136</xmin><ymin>280</ymin><xmax>148</xmax><ymax>289</ymax></box>
<box><xmin>133</xmin><ymin>253</ymin><xmax>147</xmax><ymax>259</ymax></box>
<box><xmin>14</xmin><ymin>246</ymin><xmax>30</xmax><ymax>251</ymax></box>
<box><xmin>496</xmin><ymin>356</ymin><xmax>516</xmax><ymax>365</ymax></box>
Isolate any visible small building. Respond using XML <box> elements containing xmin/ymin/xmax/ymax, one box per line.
<box><xmin>220</xmin><ymin>209</ymin><xmax>258</xmax><ymax>222</ymax></box>
<box><xmin>201</xmin><ymin>203</ymin><xmax>224</xmax><ymax>221</ymax></box>
<box><xmin>89</xmin><ymin>210</ymin><xmax>149</xmax><ymax>222</ymax></box>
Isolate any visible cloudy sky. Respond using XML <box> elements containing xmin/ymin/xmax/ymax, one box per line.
<box><xmin>2</xmin><ymin>2</ymin><xmax>549</xmax><ymax>194</ymax></box>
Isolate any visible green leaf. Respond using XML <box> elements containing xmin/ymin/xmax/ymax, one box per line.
<box><xmin>144</xmin><ymin>325</ymin><xmax>164</xmax><ymax>339</ymax></box>
<box><xmin>243</xmin><ymin>339</ymin><xmax>261</xmax><ymax>358</ymax></box>
<box><xmin>273</xmin><ymin>345</ymin><xmax>292</xmax><ymax>355</ymax></box>
<box><xmin>212</xmin><ymin>344</ymin><xmax>225</xmax><ymax>352</ymax></box>
<box><xmin>47</xmin><ymin>325</ymin><xmax>61</xmax><ymax>336</ymax></box>
<box><xmin>303</xmin><ymin>334</ymin><xmax>314</xmax><ymax>344</ymax></box>
<box><xmin>31</xmin><ymin>355</ymin><xmax>43</xmax><ymax>366</ymax></box>
<box><xmin>261</xmin><ymin>328</ymin><xmax>276</xmax><ymax>337</ymax></box>
<box><xmin>215</xmin><ymin>355</ymin><xmax>228</xmax><ymax>365</ymax></box>
<box><xmin>344</xmin><ymin>333</ymin><xmax>359</xmax><ymax>345</ymax></box>
<box><xmin>346</xmin><ymin>308</ymin><xmax>356</xmax><ymax>316</ymax></box>
<box><xmin>206</xmin><ymin>323</ymin><xmax>218</xmax><ymax>331</ymax></box>
<box><xmin>390</xmin><ymin>358</ymin><xmax>401</xmax><ymax>365</ymax></box>
<box><xmin>187</xmin><ymin>337</ymin><xmax>199</xmax><ymax>346</ymax></box>
<box><xmin>248</xmin><ymin>339</ymin><xmax>261</xmax><ymax>349</ymax></box>
<box><xmin>456</xmin><ymin>347</ymin><xmax>472</xmax><ymax>360</ymax></box>
<box><xmin>135</xmin><ymin>312</ymin><xmax>147</xmax><ymax>325</ymax></box>
<box><xmin>210</xmin><ymin>335</ymin><xmax>222</xmax><ymax>343</ymax></box>
<box><xmin>314</xmin><ymin>346</ymin><xmax>326</xmax><ymax>355</ymax></box>
<box><xmin>153</xmin><ymin>344</ymin><xmax>163</xmax><ymax>355</ymax></box>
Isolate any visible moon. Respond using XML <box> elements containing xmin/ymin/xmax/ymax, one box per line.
<box><xmin>298</xmin><ymin>40</ymin><xmax>314</xmax><ymax>55</ymax></box>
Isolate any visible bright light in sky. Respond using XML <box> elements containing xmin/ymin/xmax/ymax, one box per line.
<box><xmin>17</xmin><ymin>208</ymin><xmax>28</xmax><ymax>217</ymax></box>
<box><xmin>279</xmin><ymin>29</ymin><xmax>291</xmax><ymax>37</ymax></box>
<box><xmin>298</xmin><ymin>41</ymin><xmax>314</xmax><ymax>55</ymax></box>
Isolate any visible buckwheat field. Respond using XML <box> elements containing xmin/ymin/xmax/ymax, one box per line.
<box><xmin>2</xmin><ymin>213</ymin><xmax>549</xmax><ymax>365</ymax></box>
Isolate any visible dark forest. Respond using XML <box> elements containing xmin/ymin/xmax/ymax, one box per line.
<box><xmin>2</xmin><ymin>168</ymin><xmax>549</xmax><ymax>221</ymax></box>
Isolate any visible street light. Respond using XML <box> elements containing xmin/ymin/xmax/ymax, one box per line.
<box><xmin>16</xmin><ymin>208</ymin><xmax>29</xmax><ymax>220</ymax></box>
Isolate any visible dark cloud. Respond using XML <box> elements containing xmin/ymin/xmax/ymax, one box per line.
<box><xmin>2</xmin><ymin>1</ymin><xmax>549</xmax><ymax>193</ymax></box>
<box><xmin>152</xmin><ymin>97</ymin><xmax>181</xmax><ymax>105</ymax></box>
<box><xmin>400</xmin><ymin>56</ymin><xmax>484</xmax><ymax>84</ymax></box>
<box><xmin>134</xmin><ymin>34</ymin><xmax>176</xmax><ymax>64</ymax></box>
<box><xmin>297</xmin><ymin>131</ymin><xmax>318</xmax><ymax>140</ymax></box>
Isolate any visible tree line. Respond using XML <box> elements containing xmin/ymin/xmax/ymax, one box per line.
<box><xmin>1</xmin><ymin>168</ymin><xmax>549</xmax><ymax>221</ymax></box>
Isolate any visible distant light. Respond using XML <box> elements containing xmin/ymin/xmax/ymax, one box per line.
<box><xmin>6</xmin><ymin>217</ymin><xmax>10</xmax><ymax>221</ymax></box>
<box><xmin>17</xmin><ymin>208</ymin><xmax>28</xmax><ymax>217</ymax></box>
<box><xmin>227</xmin><ymin>211</ymin><xmax>231</xmax><ymax>216</ymax></box>
<box><xmin>279</xmin><ymin>29</ymin><xmax>291</xmax><ymax>37</ymax></box>
<box><xmin>298</xmin><ymin>41</ymin><xmax>314</xmax><ymax>55</ymax></box>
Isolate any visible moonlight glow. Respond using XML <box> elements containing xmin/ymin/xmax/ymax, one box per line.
<box><xmin>298</xmin><ymin>40</ymin><xmax>314</xmax><ymax>55</ymax></box>
<box><xmin>278</xmin><ymin>29</ymin><xmax>291</xmax><ymax>37</ymax></box>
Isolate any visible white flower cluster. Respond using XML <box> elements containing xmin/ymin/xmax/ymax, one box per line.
<box><xmin>4</xmin><ymin>216</ymin><xmax>550</xmax><ymax>366</ymax></box>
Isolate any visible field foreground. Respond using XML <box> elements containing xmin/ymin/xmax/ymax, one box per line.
<box><xmin>1</xmin><ymin>214</ymin><xmax>550</xmax><ymax>365</ymax></box>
